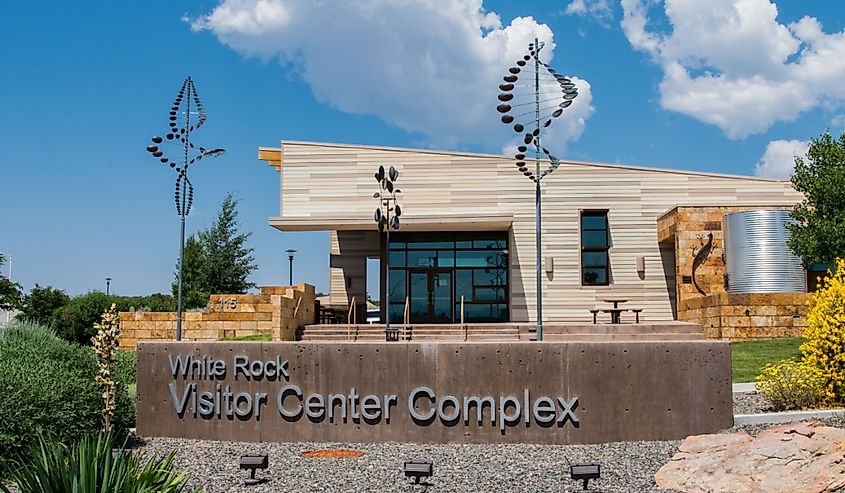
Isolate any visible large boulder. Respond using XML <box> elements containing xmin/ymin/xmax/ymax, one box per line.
<box><xmin>655</xmin><ymin>422</ymin><xmax>845</xmax><ymax>493</ymax></box>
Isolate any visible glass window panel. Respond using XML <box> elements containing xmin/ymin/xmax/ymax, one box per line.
<box><xmin>581</xmin><ymin>213</ymin><xmax>607</xmax><ymax>230</ymax></box>
<box><xmin>407</xmin><ymin>250</ymin><xmax>437</xmax><ymax>268</ymax></box>
<box><xmin>465</xmin><ymin>303</ymin><xmax>493</xmax><ymax>322</ymax></box>
<box><xmin>456</xmin><ymin>240</ymin><xmax>473</xmax><ymax>248</ymax></box>
<box><xmin>388</xmin><ymin>240</ymin><xmax>406</xmax><ymax>250</ymax></box>
<box><xmin>406</xmin><ymin>241</ymin><xmax>454</xmax><ymax>249</ymax></box>
<box><xmin>437</xmin><ymin>250</ymin><xmax>455</xmax><ymax>267</ymax></box>
<box><xmin>473</xmin><ymin>268</ymin><xmax>508</xmax><ymax>287</ymax></box>
<box><xmin>388</xmin><ymin>303</ymin><xmax>403</xmax><ymax>324</ymax></box>
<box><xmin>473</xmin><ymin>239</ymin><xmax>506</xmax><ymax>249</ymax></box>
<box><xmin>474</xmin><ymin>287</ymin><xmax>506</xmax><ymax>302</ymax></box>
<box><xmin>582</xmin><ymin>251</ymin><xmax>608</xmax><ymax>267</ymax></box>
<box><xmin>582</xmin><ymin>230</ymin><xmax>608</xmax><ymax>248</ymax></box>
<box><xmin>492</xmin><ymin>303</ymin><xmax>508</xmax><ymax>322</ymax></box>
<box><xmin>456</xmin><ymin>250</ymin><xmax>501</xmax><ymax>268</ymax></box>
<box><xmin>582</xmin><ymin>267</ymin><xmax>608</xmax><ymax>285</ymax></box>
<box><xmin>455</xmin><ymin>270</ymin><xmax>472</xmax><ymax>300</ymax></box>
<box><xmin>388</xmin><ymin>269</ymin><xmax>405</xmax><ymax>303</ymax></box>
<box><xmin>388</xmin><ymin>250</ymin><xmax>405</xmax><ymax>268</ymax></box>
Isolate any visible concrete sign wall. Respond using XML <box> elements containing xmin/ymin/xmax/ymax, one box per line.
<box><xmin>136</xmin><ymin>341</ymin><xmax>733</xmax><ymax>444</ymax></box>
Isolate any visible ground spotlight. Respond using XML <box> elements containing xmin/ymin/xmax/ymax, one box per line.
<box><xmin>403</xmin><ymin>460</ymin><xmax>433</xmax><ymax>484</ymax></box>
<box><xmin>240</xmin><ymin>453</ymin><xmax>268</xmax><ymax>486</ymax></box>
<box><xmin>570</xmin><ymin>462</ymin><xmax>600</xmax><ymax>491</ymax></box>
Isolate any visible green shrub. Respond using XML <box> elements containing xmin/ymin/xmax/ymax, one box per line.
<box><xmin>16</xmin><ymin>285</ymin><xmax>70</xmax><ymax>326</ymax></box>
<box><xmin>1</xmin><ymin>431</ymin><xmax>200</xmax><ymax>493</ymax></box>
<box><xmin>756</xmin><ymin>359</ymin><xmax>827</xmax><ymax>411</ymax></box>
<box><xmin>0</xmin><ymin>322</ymin><xmax>134</xmax><ymax>474</ymax></box>
<box><xmin>114</xmin><ymin>350</ymin><xmax>137</xmax><ymax>387</ymax></box>
<box><xmin>52</xmin><ymin>292</ymin><xmax>176</xmax><ymax>345</ymax></box>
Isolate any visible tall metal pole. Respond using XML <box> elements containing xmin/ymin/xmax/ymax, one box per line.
<box><xmin>106</xmin><ymin>277</ymin><xmax>111</xmax><ymax>296</ymax></box>
<box><xmin>175</xmin><ymin>78</ymin><xmax>193</xmax><ymax>342</ymax></box>
<box><xmin>534</xmin><ymin>37</ymin><xmax>543</xmax><ymax>341</ymax></box>
<box><xmin>385</xmin><ymin>202</ymin><xmax>390</xmax><ymax>325</ymax></box>
<box><xmin>286</xmin><ymin>249</ymin><xmax>296</xmax><ymax>286</ymax></box>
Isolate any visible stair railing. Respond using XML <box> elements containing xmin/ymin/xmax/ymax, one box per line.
<box><xmin>461</xmin><ymin>295</ymin><xmax>467</xmax><ymax>341</ymax></box>
<box><xmin>347</xmin><ymin>297</ymin><xmax>356</xmax><ymax>341</ymax></box>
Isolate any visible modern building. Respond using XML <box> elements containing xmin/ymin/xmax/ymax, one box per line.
<box><xmin>259</xmin><ymin>141</ymin><xmax>806</xmax><ymax>334</ymax></box>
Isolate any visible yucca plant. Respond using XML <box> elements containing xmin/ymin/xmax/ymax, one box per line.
<box><xmin>1</xmin><ymin>431</ymin><xmax>200</xmax><ymax>493</ymax></box>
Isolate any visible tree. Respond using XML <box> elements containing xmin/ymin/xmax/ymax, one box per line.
<box><xmin>788</xmin><ymin>131</ymin><xmax>845</xmax><ymax>266</ymax></box>
<box><xmin>171</xmin><ymin>194</ymin><xmax>257</xmax><ymax>306</ymax></box>
<box><xmin>171</xmin><ymin>235</ymin><xmax>208</xmax><ymax>309</ymax></box>
<box><xmin>201</xmin><ymin>194</ymin><xmax>257</xmax><ymax>294</ymax></box>
<box><xmin>0</xmin><ymin>254</ymin><xmax>22</xmax><ymax>312</ymax></box>
<box><xmin>17</xmin><ymin>284</ymin><xmax>70</xmax><ymax>325</ymax></box>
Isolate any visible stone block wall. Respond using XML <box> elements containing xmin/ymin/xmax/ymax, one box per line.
<box><xmin>680</xmin><ymin>292</ymin><xmax>812</xmax><ymax>339</ymax></box>
<box><xmin>119</xmin><ymin>283</ymin><xmax>316</xmax><ymax>350</ymax></box>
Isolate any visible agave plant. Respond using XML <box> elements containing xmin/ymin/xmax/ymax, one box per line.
<box><xmin>1</xmin><ymin>431</ymin><xmax>200</xmax><ymax>493</ymax></box>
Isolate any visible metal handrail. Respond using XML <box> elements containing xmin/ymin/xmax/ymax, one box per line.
<box><xmin>347</xmin><ymin>297</ymin><xmax>356</xmax><ymax>341</ymax></box>
<box><xmin>461</xmin><ymin>295</ymin><xmax>466</xmax><ymax>341</ymax></box>
<box><xmin>403</xmin><ymin>296</ymin><xmax>410</xmax><ymax>340</ymax></box>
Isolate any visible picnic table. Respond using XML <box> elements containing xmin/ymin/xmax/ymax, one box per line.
<box><xmin>600</xmin><ymin>299</ymin><xmax>628</xmax><ymax>324</ymax></box>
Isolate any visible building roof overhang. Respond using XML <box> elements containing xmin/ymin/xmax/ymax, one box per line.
<box><xmin>269</xmin><ymin>212</ymin><xmax>513</xmax><ymax>232</ymax></box>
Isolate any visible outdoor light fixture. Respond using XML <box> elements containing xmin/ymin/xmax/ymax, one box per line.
<box><xmin>496</xmin><ymin>37</ymin><xmax>579</xmax><ymax>341</ymax></box>
<box><xmin>570</xmin><ymin>462</ymin><xmax>600</xmax><ymax>491</ymax></box>
<box><xmin>239</xmin><ymin>453</ymin><xmax>268</xmax><ymax>486</ymax></box>
<box><xmin>373</xmin><ymin>165</ymin><xmax>402</xmax><ymax>338</ymax></box>
<box><xmin>286</xmin><ymin>248</ymin><xmax>297</xmax><ymax>286</ymax></box>
<box><xmin>105</xmin><ymin>277</ymin><xmax>112</xmax><ymax>296</ymax></box>
<box><xmin>146</xmin><ymin>77</ymin><xmax>225</xmax><ymax>341</ymax></box>
<box><xmin>403</xmin><ymin>460</ymin><xmax>433</xmax><ymax>484</ymax></box>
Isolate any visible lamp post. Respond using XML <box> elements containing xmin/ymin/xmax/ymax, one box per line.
<box><xmin>286</xmin><ymin>249</ymin><xmax>297</xmax><ymax>286</ymax></box>
<box><xmin>146</xmin><ymin>77</ymin><xmax>225</xmax><ymax>341</ymax></box>
<box><xmin>105</xmin><ymin>277</ymin><xmax>111</xmax><ymax>296</ymax></box>
<box><xmin>373</xmin><ymin>165</ymin><xmax>402</xmax><ymax>338</ymax></box>
<box><xmin>496</xmin><ymin>38</ymin><xmax>579</xmax><ymax>341</ymax></box>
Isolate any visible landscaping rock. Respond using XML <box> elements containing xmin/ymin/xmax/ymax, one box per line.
<box><xmin>655</xmin><ymin>421</ymin><xmax>845</xmax><ymax>493</ymax></box>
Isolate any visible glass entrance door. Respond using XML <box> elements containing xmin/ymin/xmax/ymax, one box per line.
<box><xmin>408</xmin><ymin>269</ymin><xmax>452</xmax><ymax>323</ymax></box>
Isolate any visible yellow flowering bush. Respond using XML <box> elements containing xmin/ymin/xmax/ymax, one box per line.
<box><xmin>756</xmin><ymin>359</ymin><xmax>826</xmax><ymax>410</ymax></box>
<box><xmin>800</xmin><ymin>258</ymin><xmax>845</xmax><ymax>402</ymax></box>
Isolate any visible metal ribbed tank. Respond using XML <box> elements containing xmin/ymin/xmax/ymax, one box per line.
<box><xmin>724</xmin><ymin>210</ymin><xmax>806</xmax><ymax>293</ymax></box>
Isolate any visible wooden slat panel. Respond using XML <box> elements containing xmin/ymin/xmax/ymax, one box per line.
<box><xmin>266</xmin><ymin>141</ymin><xmax>802</xmax><ymax>323</ymax></box>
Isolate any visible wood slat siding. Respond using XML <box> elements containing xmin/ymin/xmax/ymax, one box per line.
<box><xmin>265</xmin><ymin>141</ymin><xmax>802</xmax><ymax>322</ymax></box>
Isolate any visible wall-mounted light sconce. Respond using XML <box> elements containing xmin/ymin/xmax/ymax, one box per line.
<box><xmin>636</xmin><ymin>255</ymin><xmax>645</xmax><ymax>273</ymax></box>
<box><xmin>544</xmin><ymin>256</ymin><xmax>554</xmax><ymax>274</ymax></box>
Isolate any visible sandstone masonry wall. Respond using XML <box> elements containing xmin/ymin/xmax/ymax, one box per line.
<box><xmin>119</xmin><ymin>284</ymin><xmax>316</xmax><ymax>350</ymax></box>
<box><xmin>658</xmin><ymin>206</ymin><xmax>809</xmax><ymax>339</ymax></box>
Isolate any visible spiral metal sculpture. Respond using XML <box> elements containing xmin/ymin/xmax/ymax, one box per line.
<box><xmin>145</xmin><ymin>77</ymin><xmax>224</xmax><ymax>340</ymax></box>
<box><xmin>496</xmin><ymin>38</ymin><xmax>579</xmax><ymax>340</ymax></box>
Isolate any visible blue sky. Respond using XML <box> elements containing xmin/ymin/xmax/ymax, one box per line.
<box><xmin>2</xmin><ymin>0</ymin><xmax>845</xmax><ymax>298</ymax></box>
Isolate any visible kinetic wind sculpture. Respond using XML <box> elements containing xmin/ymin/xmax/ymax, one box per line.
<box><xmin>496</xmin><ymin>38</ymin><xmax>579</xmax><ymax>341</ymax></box>
<box><xmin>145</xmin><ymin>77</ymin><xmax>225</xmax><ymax>340</ymax></box>
<box><xmin>373</xmin><ymin>165</ymin><xmax>402</xmax><ymax>335</ymax></box>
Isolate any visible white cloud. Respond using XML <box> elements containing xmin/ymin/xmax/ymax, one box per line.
<box><xmin>753</xmin><ymin>139</ymin><xmax>809</xmax><ymax>178</ymax></box>
<box><xmin>620</xmin><ymin>0</ymin><xmax>845</xmax><ymax>139</ymax></box>
<box><xmin>565</xmin><ymin>0</ymin><xmax>613</xmax><ymax>24</ymax></box>
<box><xmin>192</xmin><ymin>0</ymin><xmax>594</xmax><ymax>152</ymax></box>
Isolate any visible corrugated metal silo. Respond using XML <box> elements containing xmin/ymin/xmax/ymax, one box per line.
<box><xmin>724</xmin><ymin>210</ymin><xmax>806</xmax><ymax>293</ymax></box>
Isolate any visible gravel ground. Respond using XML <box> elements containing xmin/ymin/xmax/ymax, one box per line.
<box><xmin>732</xmin><ymin>391</ymin><xmax>769</xmax><ymax>415</ymax></box>
<box><xmin>132</xmin><ymin>414</ymin><xmax>845</xmax><ymax>493</ymax></box>
<box><xmin>136</xmin><ymin>436</ymin><xmax>682</xmax><ymax>492</ymax></box>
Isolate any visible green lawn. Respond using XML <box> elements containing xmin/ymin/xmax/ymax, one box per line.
<box><xmin>731</xmin><ymin>337</ymin><xmax>804</xmax><ymax>383</ymax></box>
<box><xmin>222</xmin><ymin>333</ymin><xmax>273</xmax><ymax>341</ymax></box>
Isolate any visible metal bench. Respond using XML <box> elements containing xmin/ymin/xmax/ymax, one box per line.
<box><xmin>631</xmin><ymin>308</ymin><xmax>643</xmax><ymax>323</ymax></box>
